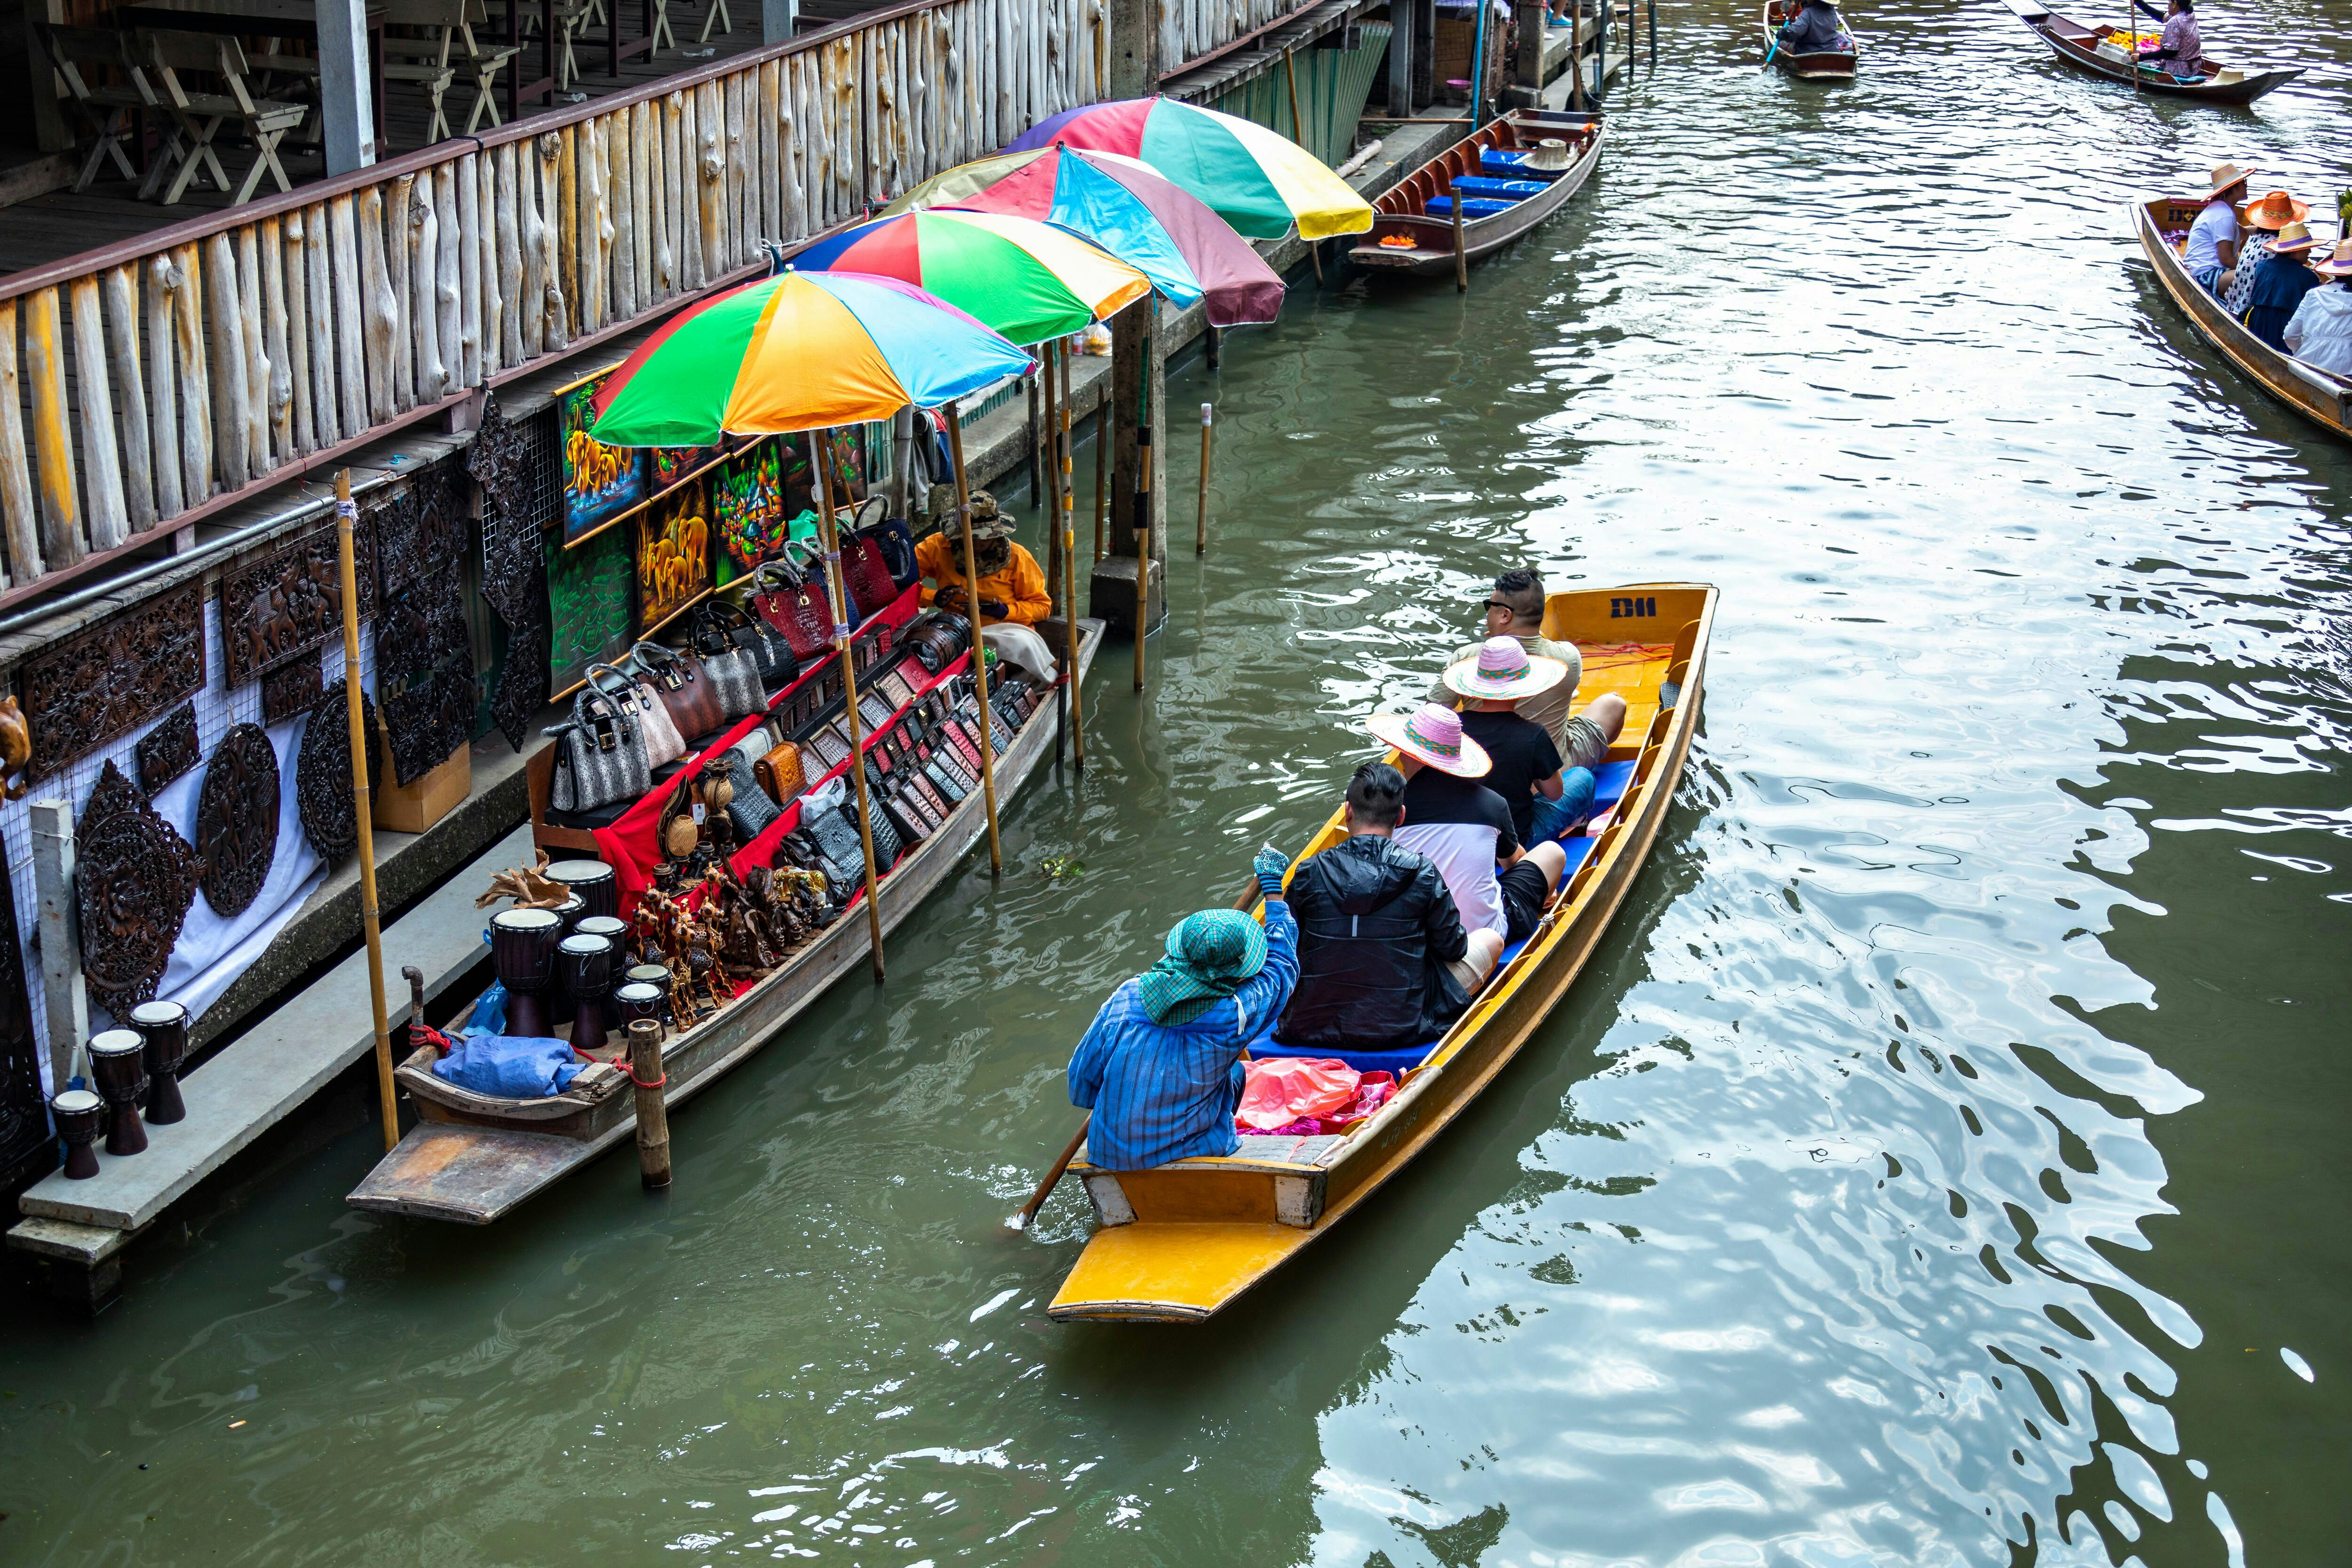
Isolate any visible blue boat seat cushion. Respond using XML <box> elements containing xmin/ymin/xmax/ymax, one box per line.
<box><xmin>1450</xmin><ymin>175</ymin><xmax>1546</xmax><ymax>200</ymax></box>
<box><xmin>1428</xmin><ymin>196</ymin><xmax>1519</xmax><ymax>221</ymax></box>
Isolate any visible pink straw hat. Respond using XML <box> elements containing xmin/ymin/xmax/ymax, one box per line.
<box><xmin>1443</xmin><ymin>635</ymin><xmax>1570</xmax><ymax>701</ymax></box>
<box><xmin>1366</xmin><ymin>703</ymin><xmax>1492</xmax><ymax>777</ymax></box>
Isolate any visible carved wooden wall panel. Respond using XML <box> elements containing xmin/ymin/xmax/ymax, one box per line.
<box><xmin>378</xmin><ymin>559</ymin><xmax>474</xmax><ymax>786</ymax></box>
<box><xmin>135</xmin><ymin>703</ymin><xmax>201</xmax><ymax>796</ymax></box>
<box><xmin>296</xmin><ymin>681</ymin><xmax>381</xmax><ymax>863</ymax></box>
<box><xmin>220</xmin><ymin>517</ymin><xmax>377</xmax><ymax>687</ymax></box>
<box><xmin>0</xmin><ymin>829</ymin><xmax>46</xmax><ymax>1182</ymax></box>
<box><xmin>196</xmin><ymin>723</ymin><xmax>281</xmax><ymax>918</ymax></box>
<box><xmin>470</xmin><ymin>396</ymin><xmax>553</xmax><ymax>751</ymax></box>
<box><xmin>22</xmin><ymin>583</ymin><xmax>207</xmax><ymax>782</ymax></box>
<box><xmin>76</xmin><ymin>761</ymin><xmax>200</xmax><ymax>1020</ymax></box>
<box><xmin>260</xmin><ymin>654</ymin><xmax>326</xmax><ymax>725</ymax></box>
<box><xmin>373</xmin><ymin>456</ymin><xmax>470</xmax><ymax>601</ymax></box>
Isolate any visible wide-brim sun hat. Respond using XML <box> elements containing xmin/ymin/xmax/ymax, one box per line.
<box><xmin>2240</xmin><ymin>189</ymin><xmax>2310</xmax><ymax>230</ymax></box>
<box><xmin>965</xmin><ymin>489</ymin><xmax>1017</xmax><ymax>539</ymax></box>
<box><xmin>2199</xmin><ymin>161</ymin><xmax>2257</xmax><ymax>200</ymax></box>
<box><xmin>1442</xmin><ymin>635</ymin><xmax>1570</xmax><ymax>701</ymax></box>
<box><xmin>2314</xmin><ymin>240</ymin><xmax>2352</xmax><ymax>279</ymax></box>
<box><xmin>1522</xmin><ymin>138</ymin><xmax>1573</xmax><ymax>172</ymax></box>
<box><xmin>1367</xmin><ymin>703</ymin><xmax>1492</xmax><ymax>777</ymax></box>
<box><xmin>2269</xmin><ymin>221</ymin><xmax>2322</xmax><ymax>255</ymax></box>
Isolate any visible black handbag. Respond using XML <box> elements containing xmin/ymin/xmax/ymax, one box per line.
<box><xmin>803</xmin><ymin>801</ymin><xmax>870</xmax><ymax>889</ymax></box>
<box><xmin>860</xmin><ymin>791</ymin><xmax>904</xmax><ymax>870</ymax></box>
<box><xmin>545</xmin><ymin>681</ymin><xmax>652</xmax><ymax>814</ymax></box>
<box><xmin>723</xmin><ymin>748</ymin><xmax>781</xmax><ymax>842</ymax></box>
<box><xmin>694</xmin><ymin>598</ymin><xmax>800</xmax><ymax>693</ymax></box>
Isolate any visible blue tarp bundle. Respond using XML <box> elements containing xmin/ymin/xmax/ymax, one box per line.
<box><xmin>431</xmin><ymin>1035</ymin><xmax>586</xmax><ymax>1098</ymax></box>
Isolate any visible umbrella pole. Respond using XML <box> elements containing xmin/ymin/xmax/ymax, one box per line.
<box><xmin>1058</xmin><ymin>341</ymin><xmax>1085</xmax><ymax>771</ymax></box>
<box><xmin>1043</xmin><ymin>347</ymin><xmax>1064</xmax><ymax>768</ymax></box>
<box><xmin>1283</xmin><ymin>47</ymin><xmax>1325</xmax><ymax>288</ymax></box>
<box><xmin>334</xmin><ymin>470</ymin><xmax>398</xmax><ymax>1155</ymax></box>
<box><xmin>943</xmin><ymin>407</ymin><xmax>1004</xmax><ymax>876</ymax></box>
<box><xmin>811</xmin><ymin>432</ymin><xmax>888</xmax><ymax>982</ymax></box>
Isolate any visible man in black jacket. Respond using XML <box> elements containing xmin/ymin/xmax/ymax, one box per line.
<box><xmin>1274</xmin><ymin>763</ymin><xmax>1504</xmax><ymax>1054</ymax></box>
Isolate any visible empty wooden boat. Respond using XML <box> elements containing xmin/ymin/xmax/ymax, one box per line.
<box><xmin>1762</xmin><ymin>0</ymin><xmax>1858</xmax><ymax>79</ymax></box>
<box><xmin>1348</xmin><ymin>109</ymin><xmax>1604</xmax><ymax>279</ymax></box>
<box><xmin>350</xmin><ymin>624</ymin><xmax>1104</xmax><ymax>1225</ymax></box>
<box><xmin>2133</xmin><ymin>196</ymin><xmax>2351</xmax><ymax>441</ymax></box>
<box><xmin>1048</xmin><ymin>584</ymin><xmax>1715</xmax><ymax>1323</ymax></box>
<box><xmin>1997</xmin><ymin>0</ymin><xmax>2301</xmax><ymax>103</ymax></box>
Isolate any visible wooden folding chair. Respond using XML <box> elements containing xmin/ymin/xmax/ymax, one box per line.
<box><xmin>139</xmin><ymin>30</ymin><xmax>307</xmax><ymax>205</ymax></box>
<box><xmin>32</xmin><ymin>23</ymin><xmax>156</xmax><ymax>193</ymax></box>
<box><xmin>448</xmin><ymin>0</ymin><xmax>522</xmax><ymax>131</ymax></box>
<box><xmin>696</xmin><ymin>0</ymin><xmax>732</xmax><ymax>43</ymax></box>
<box><xmin>381</xmin><ymin>0</ymin><xmax>464</xmax><ymax>144</ymax></box>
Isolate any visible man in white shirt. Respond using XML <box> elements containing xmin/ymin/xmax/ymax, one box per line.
<box><xmin>2284</xmin><ymin>241</ymin><xmax>2352</xmax><ymax>376</ymax></box>
<box><xmin>1426</xmin><ymin>567</ymin><xmax>1584</xmax><ymax>748</ymax></box>
<box><xmin>2181</xmin><ymin>162</ymin><xmax>2251</xmax><ymax>298</ymax></box>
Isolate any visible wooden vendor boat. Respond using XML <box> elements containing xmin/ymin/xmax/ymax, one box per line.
<box><xmin>1761</xmin><ymin>0</ymin><xmax>1858</xmax><ymax>80</ymax></box>
<box><xmin>350</xmin><ymin>623</ymin><xmax>1105</xmax><ymax>1225</ymax></box>
<box><xmin>1347</xmin><ymin>109</ymin><xmax>1604</xmax><ymax>279</ymax></box>
<box><xmin>1048</xmin><ymin>584</ymin><xmax>1715</xmax><ymax>1323</ymax></box>
<box><xmin>1996</xmin><ymin>0</ymin><xmax>2301</xmax><ymax>103</ymax></box>
<box><xmin>2133</xmin><ymin>196</ymin><xmax>2351</xmax><ymax>441</ymax></box>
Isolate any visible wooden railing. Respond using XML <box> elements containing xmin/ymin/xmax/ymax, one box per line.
<box><xmin>0</xmin><ymin>0</ymin><xmax>1110</xmax><ymax>608</ymax></box>
<box><xmin>1161</xmin><ymin>0</ymin><xmax>1301</xmax><ymax>78</ymax></box>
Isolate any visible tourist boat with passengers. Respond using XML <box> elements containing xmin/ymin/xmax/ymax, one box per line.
<box><xmin>1996</xmin><ymin>0</ymin><xmax>2301</xmax><ymax>103</ymax></box>
<box><xmin>1348</xmin><ymin>108</ymin><xmax>1604</xmax><ymax>279</ymax></box>
<box><xmin>1047</xmin><ymin>583</ymin><xmax>1715</xmax><ymax>1323</ymax></box>
<box><xmin>1761</xmin><ymin>0</ymin><xmax>1858</xmax><ymax>79</ymax></box>
<box><xmin>2134</xmin><ymin>195</ymin><xmax>2352</xmax><ymax>442</ymax></box>
<box><xmin>350</xmin><ymin>611</ymin><xmax>1104</xmax><ymax>1225</ymax></box>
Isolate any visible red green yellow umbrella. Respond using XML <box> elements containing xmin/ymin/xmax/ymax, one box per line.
<box><xmin>791</xmin><ymin>208</ymin><xmax>1152</xmax><ymax>347</ymax></box>
<box><xmin>1004</xmin><ymin>96</ymin><xmax>1374</xmax><ymax>242</ymax></box>
<box><xmin>588</xmin><ymin>269</ymin><xmax>1034</xmax><ymax>448</ymax></box>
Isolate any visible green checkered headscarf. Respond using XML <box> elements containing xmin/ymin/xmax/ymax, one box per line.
<box><xmin>1136</xmin><ymin>909</ymin><xmax>1268</xmax><ymax>1026</ymax></box>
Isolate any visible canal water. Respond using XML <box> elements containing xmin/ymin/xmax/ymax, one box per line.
<box><xmin>4</xmin><ymin>6</ymin><xmax>2348</xmax><ymax>1564</ymax></box>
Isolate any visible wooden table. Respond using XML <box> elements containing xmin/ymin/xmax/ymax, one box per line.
<box><xmin>115</xmin><ymin>0</ymin><xmax>389</xmax><ymax>144</ymax></box>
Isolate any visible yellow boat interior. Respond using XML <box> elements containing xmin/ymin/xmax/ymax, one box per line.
<box><xmin>1049</xmin><ymin>583</ymin><xmax>1716</xmax><ymax>1323</ymax></box>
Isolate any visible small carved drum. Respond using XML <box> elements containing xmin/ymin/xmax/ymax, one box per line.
<box><xmin>558</xmin><ymin>933</ymin><xmax>615</xmax><ymax>1048</ymax></box>
<box><xmin>51</xmin><ymin>1089</ymin><xmax>104</xmax><ymax>1179</ymax></box>
<box><xmin>490</xmin><ymin>907</ymin><xmax>563</xmax><ymax>1038</ymax></box>
<box><xmin>623</xmin><ymin>963</ymin><xmax>675</xmax><ymax>1025</ymax></box>
<box><xmin>544</xmin><ymin>859</ymin><xmax>618</xmax><ymax>921</ymax></box>
<box><xmin>87</xmin><ymin>1029</ymin><xmax>150</xmax><ymax>1156</ymax></box>
<box><xmin>129</xmin><ymin>999</ymin><xmax>190</xmax><ymax>1125</ymax></box>
<box><xmin>613</xmin><ymin>981</ymin><xmax>665</xmax><ymax>1033</ymax></box>
<box><xmin>550</xmin><ymin>891</ymin><xmax>588</xmax><ymax>940</ymax></box>
<box><xmin>573</xmin><ymin>915</ymin><xmax>630</xmax><ymax>949</ymax></box>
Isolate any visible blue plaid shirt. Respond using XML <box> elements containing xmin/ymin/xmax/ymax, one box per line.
<box><xmin>1067</xmin><ymin>902</ymin><xmax>1300</xmax><ymax>1170</ymax></box>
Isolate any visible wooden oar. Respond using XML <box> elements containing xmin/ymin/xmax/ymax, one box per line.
<box><xmin>1007</xmin><ymin>1117</ymin><xmax>1089</xmax><ymax>1231</ymax></box>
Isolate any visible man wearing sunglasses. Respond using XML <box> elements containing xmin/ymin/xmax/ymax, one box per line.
<box><xmin>1427</xmin><ymin>567</ymin><xmax>1585</xmax><ymax>748</ymax></box>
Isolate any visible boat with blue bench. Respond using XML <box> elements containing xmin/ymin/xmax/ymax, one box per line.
<box><xmin>1048</xmin><ymin>583</ymin><xmax>1715</xmax><ymax>1323</ymax></box>
<box><xmin>1349</xmin><ymin>108</ymin><xmax>1605</xmax><ymax>280</ymax></box>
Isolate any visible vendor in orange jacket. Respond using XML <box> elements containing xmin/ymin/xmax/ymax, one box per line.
<box><xmin>914</xmin><ymin>490</ymin><xmax>1052</xmax><ymax>627</ymax></box>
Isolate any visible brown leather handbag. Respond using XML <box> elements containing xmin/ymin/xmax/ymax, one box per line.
<box><xmin>755</xmin><ymin>741</ymin><xmax>807</xmax><ymax>807</ymax></box>
<box><xmin>633</xmin><ymin>641</ymin><xmax>725</xmax><ymax>742</ymax></box>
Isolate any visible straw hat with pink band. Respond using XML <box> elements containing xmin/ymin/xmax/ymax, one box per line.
<box><xmin>1367</xmin><ymin>703</ymin><xmax>1492</xmax><ymax>777</ymax></box>
<box><xmin>1442</xmin><ymin>635</ymin><xmax>1571</xmax><ymax>702</ymax></box>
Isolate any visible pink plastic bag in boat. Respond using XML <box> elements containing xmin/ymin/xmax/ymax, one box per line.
<box><xmin>1236</xmin><ymin>1058</ymin><xmax>1361</xmax><ymax>1131</ymax></box>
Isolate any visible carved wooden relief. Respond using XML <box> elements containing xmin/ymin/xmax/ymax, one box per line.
<box><xmin>260</xmin><ymin>653</ymin><xmax>325</xmax><ymax>725</ymax></box>
<box><xmin>470</xmin><ymin>396</ymin><xmax>552</xmax><ymax>751</ymax></box>
<box><xmin>77</xmin><ymin>761</ymin><xmax>200</xmax><ymax>1020</ymax></box>
<box><xmin>136</xmin><ymin>703</ymin><xmax>201</xmax><ymax>796</ymax></box>
<box><xmin>295</xmin><ymin>681</ymin><xmax>380</xmax><ymax>863</ymax></box>
<box><xmin>373</xmin><ymin>456</ymin><xmax>469</xmax><ymax>600</ymax></box>
<box><xmin>0</xmin><ymin>829</ymin><xmax>46</xmax><ymax>1183</ymax></box>
<box><xmin>22</xmin><ymin>582</ymin><xmax>206</xmax><ymax>781</ymax></box>
<box><xmin>196</xmin><ymin>723</ymin><xmax>280</xmax><ymax>918</ymax></box>
<box><xmin>378</xmin><ymin>558</ymin><xmax>474</xmax><ymax>786</ymax></box>
<box><xmin>220</xmin><ymin>517</ymin><xmax>376</xmax><ymax>686</ymax></box>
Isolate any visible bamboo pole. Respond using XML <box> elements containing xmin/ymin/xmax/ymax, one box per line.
<box><xmin>336</xmin><ymin>469</ymin><xmax>398</xmax><ymax>1155</ymax></box>
<box><xmin>811</xmin><ymin>432</ymin><xmax>889</xmax><ymax>980</ymax></box>
<box><xmin>629</xmin><ymin>1019</ymin><xmax>672</xmax><ymax>1189</ymax></box>
<box><xmin>1453</xmin><ymin>197</ymin><xmax>1469</xmax><ymax>292</ymax></box>
<box><xmin>1041</xmin><ymin>358</ymin><xmax>1061</xmax><ymax>678</ymax></box>
<box><xmin>1570</xmin><ymin>0</ymin><xmax>1586</xmax><ymax>109</ymax></box>
<box><xmin>1057</xmin><ymin>341</ymin><xmax>1083</xmax><ymax>771</ymax></box>
<box><xmin>1283</xmin><ymin>46</ymin><xmax>1322</xmax><ymax>287</ymax></box>
<box><xmin>941</xmin><ymin>407</ymin><xmax>1003</xmax><ymax>876</ymax></box>
<box><xmin>1195</xmin><ymin>401</ymin><xmax>1213</xmax><ymax>554</ymax></box>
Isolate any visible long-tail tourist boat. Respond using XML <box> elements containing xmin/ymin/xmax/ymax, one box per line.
<box><xmin>1348</xmin><ymin>109</ymin><xmax>1605</xmax><ymax>279</ymax></box>
<box><xmin>1996</xmin><ymin>0</ymin><xmax>2301</xmax><ymax>103</ymax></box>
<box><xmin>1761</xmin><ymin>0</ymin><xmax>1859</xmax><ymax>79</ymax></box>
<box><xmin>1047</xmin><ymin>583</ymin><xmax>1715</xmax><ymax>1323</ymax></box>
<box><xmin>351</xmin><ymin>611</ymin><xmax>1104</xmax><ymax>1225</ymax></box>
<box><xmin>2134</xmin><ymin>196</ymin><xmax>2352</xmax><ymax>442</ymax></box>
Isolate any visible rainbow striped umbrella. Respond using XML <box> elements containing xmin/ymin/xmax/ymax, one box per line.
<box><xmin>881</xmin><ymin>144</ymin><xmax>1285</xmax><ymax>329</ymax></box>
<box><xmin>1004</xmin><ymin>96</ymin><xmax>1374</xmax><ymax>242</ymax></box>
<box><xmin>791</xmin><ymin>209</ymin><xmax>1152</xmax><ymax>347</ymax></box>
<box><xmin>588</xmin><ymin>270</ymin><xmax>1033</xmax><ymax>448</ymax></box>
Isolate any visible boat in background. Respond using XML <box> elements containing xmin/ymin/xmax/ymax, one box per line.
<box><xmin>1762</xmin><ymin>0</ymin><xmax>1858</xmax><ymax>80</ymax></box>
<box><xmin>1348</xmin><ymin>109</ymin><xmax>1604</xmax><ymax>279</ymax></box>
<box><xmin>1048</xmin><ymin>584</ymin><xmax>1716</xmax><ymax>1324</ymax></box>
<box><xmin>2133</xmin><ymin>196</ymin><xmax>2351</xmax><ymax>441</ymax></box>
<box><xmin>1996</xmin><ymin>0</ymin><xmax>2301</xmax><ymax>103</ymax></box>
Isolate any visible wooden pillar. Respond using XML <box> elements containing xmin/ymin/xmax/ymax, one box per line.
<box><xmin>762</xmin><ymin>0</ymin><xmax>797</xmax><ymax>44</ymax></box>
<box><xmin>1091</xmin><ymin>0</ymin><xmax>1165</xmax><ymax>641</ymax></box>
<box><xmin>30</xmin><ymin>798</ymin><xmax>84</xmax><ymax>1093</ymax></box>
<box><xmin>1513</xmin><ymin>0</ymin><xmax>1544</xmax><ymax>96</ymax></box>
<box><xmin>1386</xmin><ymin>0</ymin><xmax>1417</xmax><ymax>112</ymax></box>
<box><xmin>316</xmin><ymin>0</ymin><xmax>378</xmax><ymax>174</ymax></box>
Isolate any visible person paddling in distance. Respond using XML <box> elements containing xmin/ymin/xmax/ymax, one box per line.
<box><xmin>2282</xmin><ymin>240</ymin><xmax>2352</xmax><ymax>376</ymax></box>
<box><xmin>1064</xmin><ymin>852</ymin><xmax>1300</xmax><ymax>1169</ymax></box>
<box><xmin>1775</xmin><ymin>0</ymin><xmax>1852</xmax><ymax>54</ymax></box>
<box><xmin>1376</xmin><ymin>704</ymin><xmax>1571</xmax><ymax>951</ymax></box>
<box><xmin>2182</xmin><ymin>163</ymin><xmax>2253</xmax><ymax>300</ymax></box>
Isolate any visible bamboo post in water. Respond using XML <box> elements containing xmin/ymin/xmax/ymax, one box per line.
<box><xmin>941</xmin><ymin>407</ymin><xmax>1004</xmax><ymax>875</ymax></box>
<box><xmin>1093</xmin><ymin>389</ymin><xmax>1108</xmax><ymax>561</ymax></box>
<box><xmin>336</xmin><ymin>470</ymin><xmax>398</xmax><ymax>1155</ymax></box>
<box><xmin>1283</xmin><ymin>47</ymin><xmax>1323</xmax><ymax>287</ymax></box>
<box><xmin>811</xmin><ymin>433</ymin><xmax>890</xmax><ymax>980</ymax></box>
<box><xmin>1041</xmin><ymin>362</ymin><xmax>1062</xmax><ymax>621</ymax></box>
<box><xmin>1571</xmin><ymin>0</ymin><xmax>1587</xmax><ymax>108</ymax></box>
<box><xmin>1453</xmin><ymin>197</ymin><xmax>1469</xmax><ymax>293</ymax></box>
<box><xmin>629</xmin><ymin>1019</ymin><xmax>671</xmax><ymax>1189</ymax></box>
<box><xmin>1132</xmin><ymin>362</ymin><xmax>1151</xmax><ymax>694</ymax></box>
<box><xmin>1057</xmin><ymin>342</ymin><xmax>1084</xmax><ymax>771</ymax></box>
<box><xmin>1196</xmin><ymin>402</ymin><xmax>1213</xmax><ymax>554</ymax></box>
